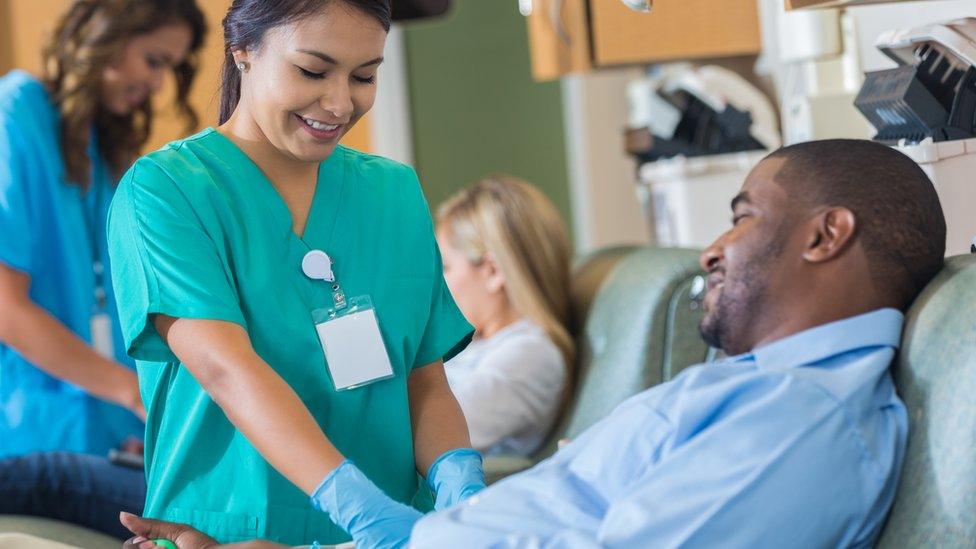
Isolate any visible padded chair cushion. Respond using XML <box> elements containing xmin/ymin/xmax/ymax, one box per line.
<box><xmin>878</xmin><ymin>255</ymin><xmax>976</xmax><ymax>547</ymax></box>
<box><xmin>545</xmin><ymin>247</ymin><xmax>707</xmax><ymax>452</ymax></box>
<box><xmin>0</xmin><ymin>516</ymin><xmax>119</xmax><ymax>549</ymax></box>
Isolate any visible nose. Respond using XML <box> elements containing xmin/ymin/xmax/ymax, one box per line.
<box><xmin>699</xmin><ymin>231</ymin><xmax>727</xmax><ymax>272</ymax></box>
<box><xmin>319</xmin><ymin>79</ymin><xmax>354</xmax><ymax>121</ymax></box>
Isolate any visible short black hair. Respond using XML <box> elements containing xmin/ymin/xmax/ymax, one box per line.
<box><xmin>766</xmin><ymin>139</ymin><xmax>946</xmax><ymax>309</ymax></box>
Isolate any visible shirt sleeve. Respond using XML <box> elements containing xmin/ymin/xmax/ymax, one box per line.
<box><xmin>451</xmin><ymin>338</ymin><xmax>565</xmax><ymax>451</ymax></box>
<box><xmin>107</xmin><ymin>158</ymin><xmax>246</xmax><ymax>363</ymax></box>
<box><xmin>0</xmin><ymin>117</ymin><xmax>34</xmax><ymax>273</ymax></box>
<box><xmin>410</xmin><ymin>171</ymin><xmax>473</xmax><ymax>368</ymax></box>
<box><xmin>408</xmin><ymin>405</ymin><xmax>674</xmax><ymax>548</ymax></box>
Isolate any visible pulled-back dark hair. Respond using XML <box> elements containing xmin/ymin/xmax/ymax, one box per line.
<box><xmin>767</xmin><ymin>139</ymin><xmax>946</xmax><ymax>309</ymax></box>
<box><xmin>218</xmin><ymin>0</ymin><xmax>392</xmax><ymax>124</ymax></box>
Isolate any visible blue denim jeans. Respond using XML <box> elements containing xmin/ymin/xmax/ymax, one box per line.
<box><xmin>0</xmin><ymin>452</ymin><xmax>146</xmax><ymax>539</ymax></box>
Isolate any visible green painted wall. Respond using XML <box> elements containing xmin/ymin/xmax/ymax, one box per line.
<box><xmin>402</xmin><ymin>0</ymin><xmax>573</xmax><ymax>230</ymax></box>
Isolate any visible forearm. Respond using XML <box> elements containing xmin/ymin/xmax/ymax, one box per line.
<box><xmin>409</xmin><ymin>362</ymin><xmax>471</xmax><ymax>475</ymax></box>
<box><xmin>159</xmin><ymin>317</ymin><xmax>343</xmax><ymax>494</ymax></box>
<box><xmin>0</xmin><ymin>298</ymin><xmax>139</xmax><ymax>410</ymax></box>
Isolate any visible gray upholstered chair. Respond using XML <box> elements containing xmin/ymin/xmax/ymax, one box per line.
<box><xmin>0</xmin><ymin>515</ymin><xmax>118</xmax><ymax>548</ymax></box>
<box><xmin>877</xmin><ymin>254</ymin><xmax>976</xmax><ymax>547</ymax></box>
<box><xmin>485</xmin><ymin>246</ymin><xmax>710</xmax><ymax>480</ymax></box>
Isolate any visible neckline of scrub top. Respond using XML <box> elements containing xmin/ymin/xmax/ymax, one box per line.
<box><xmin>202</xmin><ymin>127</ymin><xmax>347</xmax><ymax>252</ymax></box>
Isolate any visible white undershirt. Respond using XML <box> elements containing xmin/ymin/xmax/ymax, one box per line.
<box><xmin>445</xmin><ymin>319</ymin><xmax>566</xmax><ymax>457</ymax></box>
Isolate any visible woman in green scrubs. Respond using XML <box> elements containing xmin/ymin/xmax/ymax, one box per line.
<box><xmin>107</xmin><ymin>1</ymin><xmax>481</xmax><ymax>545</ymax></box>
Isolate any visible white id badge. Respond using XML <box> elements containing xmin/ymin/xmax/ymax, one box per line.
<box><xmin>90</xmin><ymin>313</ymin><xmax>115</xmax><ymax>359</ymax></box>
<box><xmin>313</xmin><ymin>296</ymin><xmax>394</xmax><ymax>391</ymax></box>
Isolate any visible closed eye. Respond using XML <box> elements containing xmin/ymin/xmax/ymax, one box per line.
<box><xmin>298</xmin><ymin>67</ymin><xmax>325</xmax><ymax>80</ymax></box>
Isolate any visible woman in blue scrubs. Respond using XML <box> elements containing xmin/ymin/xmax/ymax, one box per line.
<box><xmin>0</xmin><ymin>0</ymin><xmax>205</xmax><ymax>459</ymax></box>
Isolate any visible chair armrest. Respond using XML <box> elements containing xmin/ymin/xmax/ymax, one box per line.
<box><xmin>484</xmin><ymin>455</ymin><xmax>535</xmax><ymax>484</ymax></box>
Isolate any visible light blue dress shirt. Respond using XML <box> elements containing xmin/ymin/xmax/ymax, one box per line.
<box><xmin>412</xmin><ymin>308</ymin><xmax>908</xmax><ymax>548</ymax></box>
<box><xmin>0</xmin><ymin>70</ymin><xmax>142</xmax><ymax>457</ymax></box>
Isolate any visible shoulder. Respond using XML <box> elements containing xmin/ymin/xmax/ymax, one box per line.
<box><xmin>651</xmin><ymin>363</ymin><xmax>847</xmax><ymax>426</ymax></box>
<box><xmin>335</xmin><ymin>145</ymin><xmax>426</xmax><ymax>202</ymax></box>
<box><xmin>0</xmin><ymin>71</ymin><xmax>50</xmax><ymax>114</ymax></box>
<box><xmin>119</xmin><ymin>129</ymin><xmax>227</xmax><ymax>200</ymax></box>
<box><xmin>337</xmin><ymin>144</ymin><xmax>417</xmax><ymax>180</ymax></box>
<box><xmin>478</xmin><ymin>323</ymin><xmax>565</xmax><ymax>379</ymax></box>
<box><xmin>0</xmin><ymin>71</ymin><xmax>57</xmax><ymax>138</ymax></box>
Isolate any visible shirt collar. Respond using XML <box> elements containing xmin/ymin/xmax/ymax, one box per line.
<box><xmin>747</xmin><ymin>308</ymin><xmax>904</xmax><ymax>370</ymax></box>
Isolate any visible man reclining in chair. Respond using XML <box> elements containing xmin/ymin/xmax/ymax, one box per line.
<box><xmin>123</xmin><ymin>138</ymin><xmax>946</xmax><ymax>548</ymax></box>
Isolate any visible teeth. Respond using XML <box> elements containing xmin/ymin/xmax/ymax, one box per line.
<box><xmin>301</xmin><ymin>116</ymin><xmax>339</xmax><ymax>131</ymax></box>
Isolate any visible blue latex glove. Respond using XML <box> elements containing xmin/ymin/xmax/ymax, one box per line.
<box><xmin>426</xmin><ymin>448</ymin><xmax>486</xmax><ymax>511</ymax></box>
<box><xmin>311</xmin><ymin>460</ymin><xmax>421</xmax><ymax>549</ymax></box>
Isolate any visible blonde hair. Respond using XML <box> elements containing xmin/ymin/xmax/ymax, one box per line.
<box><xmin>437</xmin><ymin>174</ymin><xmax>575</xmax><ymax>394</ymax></box>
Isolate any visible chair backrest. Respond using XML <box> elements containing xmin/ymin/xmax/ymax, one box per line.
<box><xmin>877</xmin><ymin>255</ymin><xmax>976</xmax><ymax>547</ymax></box>
<box><xmin>536</xmin><ymin>246</ymin><xmax>709</xmax><ymax>457</ymax></box>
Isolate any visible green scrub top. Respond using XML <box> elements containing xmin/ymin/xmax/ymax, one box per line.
<box><xmin>107</xmin><ymin>128</ymin><xmax>473</xmax><ymax>545</ymax></box>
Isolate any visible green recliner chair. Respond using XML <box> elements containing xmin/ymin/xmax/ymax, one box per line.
<box><xmin>877</xmin><ymin>254</ymin><xmax>976</xmax><ymax>547</ymax></box>
<box><xmin>485</xmin><ymin>246</ymin><xmax>711</xmax><ymax>480</ymax></box>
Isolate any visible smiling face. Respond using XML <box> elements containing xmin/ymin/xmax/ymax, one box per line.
<box><xmin>232</xmin><ymin>2</ymin><xmax>387</xmax><ymax>163</ymax></box>
<box><xmin>698</xmin><ymin>157</ymin><xmax>799</xmax><ymax>355</ymax></box>
<box><xmin>100</xmin><ymin>23</ymin><xmax>194</xmax><ymax>116</ymax></box>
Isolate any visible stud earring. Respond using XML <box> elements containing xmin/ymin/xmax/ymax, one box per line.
<box><xmin>236</xmin><ymin>61</ymin><xmax>249</xmax><ymax>73</ymax></box>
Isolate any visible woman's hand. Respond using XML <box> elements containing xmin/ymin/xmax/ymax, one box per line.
<box><xmin>109</xmin><ymin>367</ymin><xmax>147</xmax><ymax>420</ymax></box>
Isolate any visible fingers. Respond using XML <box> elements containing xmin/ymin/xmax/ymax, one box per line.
<box><xmin>119</xmin><ymin>512</ymin><xmax>180</xmax><ymax>540</ymax></box>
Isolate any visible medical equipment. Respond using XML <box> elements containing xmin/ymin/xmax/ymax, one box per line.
<box><xmin>626</xmin><ymin>65</ymin><xmax>780</xmax><ymax>248</ymax></box>
<box><xmin>855</xmin><ymin>18</ymin><xmax>976</xmax><ymax>256</ymax></box>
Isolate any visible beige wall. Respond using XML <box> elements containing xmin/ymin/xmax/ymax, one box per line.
<box><xmin>0</xmin><ymin>0</ymin><xmax>372</xmax><ymax>152</ymax></box>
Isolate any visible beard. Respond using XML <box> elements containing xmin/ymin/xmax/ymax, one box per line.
<box><xmin>699</xmin><ymin>233</ymin><xmax>786</xmax><ymax>356</ymax></box>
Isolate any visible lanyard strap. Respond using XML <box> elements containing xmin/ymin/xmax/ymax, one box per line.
<box><xmin>82</xmin><ymin>172</ymin><xmax>105</xmax><ymax>312</ymax></box>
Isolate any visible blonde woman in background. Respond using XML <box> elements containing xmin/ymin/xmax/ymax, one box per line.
<box><xmin>436</xmin><ymin>174</ymin><xmax>575</xmax><ymax>456</ymax></box>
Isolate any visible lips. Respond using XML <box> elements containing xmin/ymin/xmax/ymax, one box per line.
<box><xmin>295</xmin><ymin>113</ymin><xmax>344</xmax><ymax>141</ymax></box>
<box><xmin>703</xmin><ymin>272</ymin><xmax>725</xmax><ymax>311</ymax></box>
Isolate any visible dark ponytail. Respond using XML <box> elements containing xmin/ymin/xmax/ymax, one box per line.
<box><xmin>218</xmin><ymin>0</ymin><xmax>392</xmax><ymax>124</ymax></box>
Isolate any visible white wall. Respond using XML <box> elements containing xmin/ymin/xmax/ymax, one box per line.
<box><xmin>561</xmin><ymin>68</ymin><xmax>652</xmax><ymax>254</ymax></box>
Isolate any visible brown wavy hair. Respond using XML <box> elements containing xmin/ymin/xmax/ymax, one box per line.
<box><xmin>42</xmin><ymin>0</ymin><xmax>207</xmax><ymax>188</ymax></box>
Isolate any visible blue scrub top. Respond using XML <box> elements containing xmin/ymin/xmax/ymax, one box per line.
<box><xmin>413</xmin><ymin>309</ymin><xmax>908</xmax><ymax>548</ymax></box>
<box><xmin>0</xmin><ymin>70</ymin><xmax>143</xmax><ymax>458</ymax></box>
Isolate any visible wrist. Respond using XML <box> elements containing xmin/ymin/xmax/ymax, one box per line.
<box><xmin>107</xmin><ymin>364</ymin><xmax>141</xmax><ymax>411</ymax></box>
<box><xmin>427</xmin><ymin>448</ymin><xmax>481</xmax><ymax>488</ymax></box>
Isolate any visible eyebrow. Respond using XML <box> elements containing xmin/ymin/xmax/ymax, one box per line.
<box><xmin>297</xmin><ymin>49</ymin><xmax>384</xmax><ymax>68</ymax></box>
<box><xmin>730</xmin><ymin>192</ymin><xmax>751</xmax><ymax>211</ymax></box>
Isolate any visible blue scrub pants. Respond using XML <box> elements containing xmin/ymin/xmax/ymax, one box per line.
<box><xmin>0</xmin><ymin>452</ymin><xmax>146</xmax><ymax>539</ymax></box>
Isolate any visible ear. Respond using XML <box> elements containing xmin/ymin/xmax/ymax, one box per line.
<box><xmin>802</xmin><ymin>207</ymin><xmax>857</xmax><ymax>263</ymax></box>
<box><xmin>482</xmin><ymin>252</ymin><xmax>507</xmax><ymax>294</ymax></box>
<box><xmin>231</xmin><ymin>48</ymin><xmax>249</xmax><ymax>65</ymax></box>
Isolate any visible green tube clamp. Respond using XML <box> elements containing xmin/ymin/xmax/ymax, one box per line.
<box><xmin>153</xmin><ymin>540</ymin><xmax>178</xmax><ymax>549</ymax></box>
